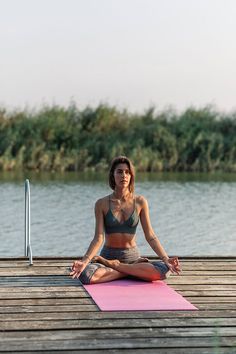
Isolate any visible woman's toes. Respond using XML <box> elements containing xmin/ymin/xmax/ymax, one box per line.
<box><xmin>109</xmin><ymin>259</ymin><xmax>120</xmax><ymax>268</ymax></box>
<box><xmin>134</xmin><ymin>257</ymin><xmax>149</xmax><ymax>263</ymax></box>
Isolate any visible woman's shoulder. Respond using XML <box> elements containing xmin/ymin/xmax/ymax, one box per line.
<box><xmin>95</xmin><ymin>195</ymin><xmax>111</xmax><ymax>209</ymax></box>
<box><xmin>135</xmin><ymin>194</ymin><xmax>148</xmax><ymax>206</ymax></box>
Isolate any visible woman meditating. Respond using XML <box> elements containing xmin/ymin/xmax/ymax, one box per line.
<box><xmin>70</xmin><ymin>156</ymin><xmax>181</xmax><ymax>284</ymax></box>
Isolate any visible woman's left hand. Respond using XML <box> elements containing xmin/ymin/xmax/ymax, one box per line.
<box><xmin>165</xmin><ymin>257</ymin><xmax>181</xmax><ymax>275</ymax></box>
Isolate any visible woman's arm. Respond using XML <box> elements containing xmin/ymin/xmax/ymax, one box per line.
<box><xmin>139</xmin><ymin>196</ymin><xmax>180</xmax><ymax>275</ymax></box>
<box><xmin>70</xmin><ymin>199</ymin><xmax>105</xmax><ymax>278</ymax></box>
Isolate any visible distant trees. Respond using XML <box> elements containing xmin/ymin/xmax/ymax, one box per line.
<box><xmin>0</xmin><ymin>104</ymin><xmax>235</xmax><ymax>172</ymax></box>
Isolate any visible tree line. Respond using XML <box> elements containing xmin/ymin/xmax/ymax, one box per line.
<box><xmin>0</xmin><ymin>104</ymin><xmax>235</xmax><ymax>172</ymax></box>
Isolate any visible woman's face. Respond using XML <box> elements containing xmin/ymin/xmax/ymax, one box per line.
<box><xmin>114</xmin><ymin>163</ymin><xmax>131</xmax><ymax>189</ymax></box>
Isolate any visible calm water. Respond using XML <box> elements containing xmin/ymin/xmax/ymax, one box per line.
<box><xmin>0</xmin><ymin>172</ymin><xmax>236</xmax><ymax>257</ymax></box>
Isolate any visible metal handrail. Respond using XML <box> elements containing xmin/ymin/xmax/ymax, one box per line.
<box><xmin>25</xmin><ymin>179</ymin><xmax>33</xmax><ymax>265</ymax></box>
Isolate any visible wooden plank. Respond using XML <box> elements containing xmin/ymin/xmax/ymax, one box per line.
<box><xmin>166</xmin><ymin>276</ymin><xmax>236</xmax><ymax>284</ymax></box>
<box><xmin>0</xmin><ymin>284</ymin><xmax>235</xmax><ymax>292</ymax></box>
<box><xmin>181</xmin><ymin>264</ymin><xmax>236</xmax><ymax>271</ymax></box>
<box><xmin>5</xmin><ymin>349</ymin><xmax>233</xmax><ymax>354</ymax></box>
<box><xmin>0</xmin><ymin>327</ymin><xmax>235</xmax><ymax>340</ymax></box>
<box><xmin>2</xmin><ymin>269</ymin><xmax>236</xmax><ymax>276</ymax></box>
<box><xmin>0</xmin><ymin>298</ymin><xmax>94</xmax><ymax>306</ymax></box>
<box><xmin>196</xmin><ymin>303</ymin><xmax>236</xmax><ymax>310</ymax></box>
<box><xmin>178</xmin><ymin>271</ymin><xmax>236</xmax><ymax>275</ymax></box>
<box><xmin>0</xmin><ymin>295</ymin><xmax>233</xmax><ymax>305</ymax></box>
<box><xmin>0</xmin><ymin>290</ymin><xmax>235</xmax><ymax>299</ymax></box>
<box><xmin>0</xmin><ymin>310</ymin><xmax>235</xmax><ymax>321</ymax></box>
<box><xmin>0</xmin><ymin>291</ymin><xmax>89</xmax><ymax>299</ymax></box>
<box><xmin>0</xmin><ymin>305</ymin><xmax>98</xmax><ymax>313</ymax></box>
<box><xmin>0</xmin><ymin>269</ymin><xmax>70</xmax><ymax>276</ymax></box>
<box><xmin>171</xmin><ymin>284</ymin><xmax>236</xmax><ymax>291</ymax></box>
<box><xmin>177</xmin><ymin>290</ymin><xmax>236</xmax><ymax>296</ymax></box>
<box><xmin>0</xmin><ymin>286</ymin><xmax>83</xmax><ymax>292</ymax></box>
<box><xmin>0</xmin><ymin>276</ymin><xmax>80</xmax><ymax>287</ymax></box>
<box><xmin>184</xmin><ymin>296</ymin><xmax>236</xmax><ymax>303</ymax></box>
<box><xmin>0</xmin><ymin>276</ymin><xmax>78</xmax><ymax>282</ymax></box>
<box><xmin>1</xmin><ymin>318</ymin><xmax>236</xmax><ymax>331</ymax></box>
<box><xmin>0</xmin><ymin>276</ymin><xmax>235</xmax><ymax>285</ymax></box>
<box><xmin>0</xmin><ymin>337</ymin><xmax>235</xmax><ymax>351</ymax></box>
<box><xmin>0</xmin><ymin>261</ymin><xmax>74</xmax><ymax>267</ymax></box>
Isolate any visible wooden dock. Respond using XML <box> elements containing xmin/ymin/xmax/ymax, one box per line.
<box><xmin>0</xmin><ymin>256</ymin><xmax>235</xmax><ymax>353</ymax></box>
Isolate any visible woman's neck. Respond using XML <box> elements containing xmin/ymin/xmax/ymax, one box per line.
<box><xmin>113</xmin><ymin>188</ymin><xmax>131</xmax><ymax>201</ymax></box>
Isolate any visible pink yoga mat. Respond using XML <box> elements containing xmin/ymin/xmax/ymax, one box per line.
<box><xmin>84</xmin><ymin>279</ymin><xmax>198</xmax><ymax>311</ymax></box>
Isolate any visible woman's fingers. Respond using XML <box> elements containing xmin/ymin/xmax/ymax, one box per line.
<box><xmin>70</xmin><ymin>269</ymin><xmax>81</xmax><ymax>278</ymax></box>
<box><xmin>70</xmin><ymin>260</ymin><xmax>87</xmax><ymax>279</ymax></box>
<box><xmin>172</xmin><ymin>257</ymin><xmax>180</xmax><ymax>267</ymax></box>
<box><xmin>69</xmin><ymin>268</ymin><xmax>76</xmax><ymax>276</ymax></box>
<box><xmin>168</xmin><ymin>257</ymin><xmax>181</xmax><ymax>275</ymax></box>
<box><xmin>70</xmin><ymin>261</ymin><xmax>82</xmax><ymax>278</ymax></box>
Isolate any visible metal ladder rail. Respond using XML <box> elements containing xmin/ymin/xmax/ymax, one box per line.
<box><xmin>25</xmin><ymin>179</ymin><xmax>33</xmax><ymax>265</ymax></box>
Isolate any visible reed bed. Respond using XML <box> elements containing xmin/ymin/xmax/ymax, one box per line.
<box><xmin>0</xmin><ymin>105</ymin><xmax>235</xmax><ymax>172</ymax></box>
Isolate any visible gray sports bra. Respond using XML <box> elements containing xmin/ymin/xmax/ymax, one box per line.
<box><xmin>104</xmin><ymin>196</ymin><xmax>139</xmax><ymax>235</ymax></box>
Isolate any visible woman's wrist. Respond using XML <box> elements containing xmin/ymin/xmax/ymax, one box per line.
<box><xmin>160</xmin><ymin>256</ymin><xmax>169</xmax><ymax>263</ymax></box>
<box><xmin>82</xmin><ymin>254</ymin><xmax>91</xmax><ymax>263</ymax></box>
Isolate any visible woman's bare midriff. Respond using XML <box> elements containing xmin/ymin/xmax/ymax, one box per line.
<box><xmin>104</xmin><ymin>233</ymin><xmax>137</xmax><ymax>248</ymax></box>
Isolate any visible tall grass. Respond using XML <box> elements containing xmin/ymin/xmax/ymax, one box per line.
<box><xmin>0</xmin><ymin>104</ymin><xmax>235</xmax><ymax>172</ymax></box>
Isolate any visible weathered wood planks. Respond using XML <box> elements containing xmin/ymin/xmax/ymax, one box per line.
<box><xmin>0</xmin><ymin>257</ymin><xmax>235</xmax><ymax>353</ymax></box>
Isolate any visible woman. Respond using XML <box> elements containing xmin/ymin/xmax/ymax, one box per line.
<box><xmin>70</xmin><ymin>156</ymin><xmax>181</xmax><ymax>284</ymax></box>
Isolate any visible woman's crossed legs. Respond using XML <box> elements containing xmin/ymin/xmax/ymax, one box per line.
<box><xmin>90</xmin><ymin>256</ymin><xmax>167</xmax><ymax>284</ymax></box>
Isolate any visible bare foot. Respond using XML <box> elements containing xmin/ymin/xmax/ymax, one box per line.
<box><xmin>91</xmin><ymin>256</ymin><xmax>120</xmax><ymax>269</ymax></box>
<box><xmin>134</xmin><ymin>257</ymin><xmax>149</xmax><ymax>263</ymax></box>
<box><xmin>91</xmin><ymin>255</ymin><xmax>103</xmax><ymax>264</ymax></box>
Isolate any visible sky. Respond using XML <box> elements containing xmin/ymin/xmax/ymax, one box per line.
<box><xmin>1</xmin><ymin>0</ymin><xmax>236</xmax><ymax>113</ymax></box>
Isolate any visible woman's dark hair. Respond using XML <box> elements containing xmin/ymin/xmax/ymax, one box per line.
<box><xmin>109</xmin><ymin>156</ymin><xmax>135</xmax><ymax>193</ymax></box>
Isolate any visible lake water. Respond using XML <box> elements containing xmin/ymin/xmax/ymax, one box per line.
<box><xmin>0</xmin><ymin>172</ymin><xmax>235</xmax><ymax>257</ymax></box>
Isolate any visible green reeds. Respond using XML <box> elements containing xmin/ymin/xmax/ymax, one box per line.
<box><xmin>0</xmin><ymin>104</ymin><xmax>235</xmax><ymax>172</ymax></box>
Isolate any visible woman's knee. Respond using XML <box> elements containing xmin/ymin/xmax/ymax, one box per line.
<box><xmin>151</xmin><ymin>261</ymin><xmax>171</xmax><ymax>280</ymax></box>
<box><xmin>137</xmin><ymin>265</ymin><xmax>165</xmax><ymax>281</ymax></box>
<box><xmin>150</xmin><ymin>272</ymin><xmax>162</xmax><ymax>281</ymax></box>
<box><xmin>140</xmin><ymin>272</ymin><xmax>162</xmax><ymax>282</ymax></box>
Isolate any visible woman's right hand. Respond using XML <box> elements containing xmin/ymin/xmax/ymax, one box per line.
<box><xmin>70</xmin><ymin>260</ymin><xmax>87</xmax><ymax>279</ymax></box>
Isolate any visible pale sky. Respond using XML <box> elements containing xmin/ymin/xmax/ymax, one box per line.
<box><xmin>1</xmin><ymin>0</ymin><xmax>236</xmax><ymax>113</ymax></box>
